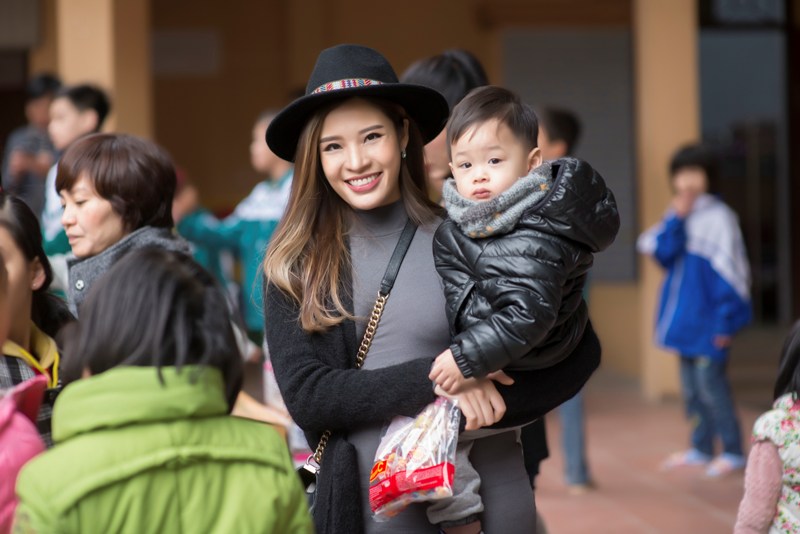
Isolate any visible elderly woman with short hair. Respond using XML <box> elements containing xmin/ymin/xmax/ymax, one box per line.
<box><xmin>55</xmin><ymin>133</ymin><xmax>190</xmax><ymax>315</ymax></box>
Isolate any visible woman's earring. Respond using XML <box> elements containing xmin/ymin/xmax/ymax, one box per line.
<box><xmin>401</xmin><ymin>149</ymin><xmax>407</xmax><ymax>159</ymax></box>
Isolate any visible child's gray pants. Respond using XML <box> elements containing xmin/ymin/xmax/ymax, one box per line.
<box><xmin>426</xmin><ymin>427</ymin><xmax>522</xmax><ymax>528</ymax></box>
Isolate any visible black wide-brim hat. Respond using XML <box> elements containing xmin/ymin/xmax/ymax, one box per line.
<box><xmin>266</xmin><ymin>44</ymin><xmax>450</xmax><ymax>162</ymax></box>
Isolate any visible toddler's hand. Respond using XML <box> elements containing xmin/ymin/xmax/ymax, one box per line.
<box><xmin>429</xmin><ymin>349</ymin><xmax>467</xmax><ymax>394</ymax></box>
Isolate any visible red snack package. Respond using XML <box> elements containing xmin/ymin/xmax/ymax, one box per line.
<box><xmin>369</xmin><ymin>397</ymin><xmax>460</xmax><ymax>520</ymax></box>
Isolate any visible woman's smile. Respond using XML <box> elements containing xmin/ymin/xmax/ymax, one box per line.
<box><xmin>344</xmin><ymin>172</ymin><xmax>382</xmax><ymax>191</ymax></box>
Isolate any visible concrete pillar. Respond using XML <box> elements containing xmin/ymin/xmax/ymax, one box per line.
<box><xmin>54</xmin><ymin>0</ymin><xmax>152</xmax><ymax>138</ymax></box>
<box><xmin>28</xmin><ymin>0</ymin><xmax>58</xmax><ymax>74</ymax></box>
<box><xmin>633</xmin><ymin>0</ymin><xmax>700</xmax><ymax>399</ymax></box>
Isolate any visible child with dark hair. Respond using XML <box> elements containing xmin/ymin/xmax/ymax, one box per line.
<box><xmin>429</xmin><ymin>86</ymin><xmax>619</xmax><ymax>533</ymax></box>
<box><xmin>178</xmin><ymin>110</ymin><xmax>293</xmax><ymax>343</ymax></box>
<box><xmin>41</xmin><ymin>84</ymin><xmax>111</xmax><ymax>257</ymax></box>
<box><xmin>735</xmin><ymin>322</ymin><xmax>800</xmax><ymax>532</ymax></box>
<box><xmin>1</xmin><ymin>73</ymin><xmax>62</xmax><ymax>218</ymax></box>
<box><xmin>638</xmin><ymin>143</ymin><xmax>752</xmax><ymax>477</ymax></box>
<box><xmin>0</xmin><ymin>193</ymin><xmax>73</xmax><ymax>447</ymax></box>
<box><xmin>538</xmin><ymin>107</ymin><xmax>582</xmax><ymax>159</ymax></box>
<box><xmin>14</xmin><ymin>248</ymin><xmax>313</xmax><ymax>533</ymax></box>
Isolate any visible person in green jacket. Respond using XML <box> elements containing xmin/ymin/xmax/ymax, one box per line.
<box><xmin>171</xmin><ymin>167</ymin><xmax>230</xmax><ymax>287</ymax></box>
<box><xmin>177</xmin><ymin>110</ymin><xmax>293</xmax><ymax>343</ymax></box>
<box><xmin>14</xmin><ymin>248</ymin><xmax>313</xmax><ymax>534</ymax></box>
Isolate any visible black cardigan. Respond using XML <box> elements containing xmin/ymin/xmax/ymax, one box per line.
<box><xmin>264</xmin><ymin>277</ymin><xmax>600</xmax><ymax>533</ymax></box>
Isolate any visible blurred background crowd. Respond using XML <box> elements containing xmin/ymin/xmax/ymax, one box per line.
<box><xmin>1</xmin><ymin>0</ymin><xmax>798</xmax><ymax>532</ymax></box>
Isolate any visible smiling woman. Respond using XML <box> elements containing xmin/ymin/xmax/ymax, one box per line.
<box><xmin>55</xmin><ymin>133</ymin><xmax>191</xmax><ymax>315</ymax></box>
<box><xmin>261</xmin><ymin>45</ymin><xmax>546</xmax><ymax>534</ymax></box>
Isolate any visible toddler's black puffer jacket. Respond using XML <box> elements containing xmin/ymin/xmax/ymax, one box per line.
<box><xmin>433</xmin><ymin>157</ymin><xmax>620</xmax><ymax>378</ymax></box>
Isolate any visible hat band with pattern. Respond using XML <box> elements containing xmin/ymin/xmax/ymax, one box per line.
<box><xmin>312</xmin><ymin>78</ymin><xmax>384</xmax><ymax>94</ymax></box>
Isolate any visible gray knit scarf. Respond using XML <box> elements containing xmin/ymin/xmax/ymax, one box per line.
<box><xmin>443</xmin><ymin>162</ymin><xmax>553</xmax><ymax>238</ymax></box>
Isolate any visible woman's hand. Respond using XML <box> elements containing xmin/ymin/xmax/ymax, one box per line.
<box><xmin>435</xmin><ymin>373</ymin><xmax>513</xmax><ymax>430</ymax></box>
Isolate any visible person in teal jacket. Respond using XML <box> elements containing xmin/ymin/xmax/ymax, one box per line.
<box><xmin>177</xmin><ymin>110</ymin><xmax>292</xmax><ymax>341</ymax></box>
<box><xmin>172</xmin><ymin>167</ymin><xmax>229</xmax><ymax>286</ymax></box>
<box><xmin>14</xmin><ymin>248</ymin><xmax>313</xmax><ymax>534</ymax></box>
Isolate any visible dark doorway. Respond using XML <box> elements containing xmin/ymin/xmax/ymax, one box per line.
<box><xmin>699</xmin><ymin>0</ymin><xmax>792</xmax><ymax>325</ymax></box>
<box><xmin>0</xmin><ymin>50</ymin><xmax>28</xmax><ymax>168</ymax></box>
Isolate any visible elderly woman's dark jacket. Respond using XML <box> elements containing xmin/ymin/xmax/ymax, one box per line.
<box><xmin>433</xmin><ymin>157</ymin><xmax>620</xmax><ymax>379</ymax></box>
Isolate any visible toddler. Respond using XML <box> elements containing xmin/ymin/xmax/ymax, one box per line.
<box><xmin>429</xmin><ymin>86</ymin><xmax>619</xmax><ymax>533</ymax></box>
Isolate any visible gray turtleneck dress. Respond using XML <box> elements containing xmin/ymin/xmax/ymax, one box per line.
<box><xmin>347</xmin><ymin>201</ymin><xmax>536</xmax><ymax>533</ymax></box>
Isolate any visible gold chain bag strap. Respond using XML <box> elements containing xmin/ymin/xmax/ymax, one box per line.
<box><xmin>297</xmin><ymin>220</ymin><xmax>418</xmax><ymax>504</ymax></box>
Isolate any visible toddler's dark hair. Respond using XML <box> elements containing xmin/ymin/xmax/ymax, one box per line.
<box><xmin>447</xmin><ymin>86</ymin><xmax>539</xmax><ymax>158</ymax></box>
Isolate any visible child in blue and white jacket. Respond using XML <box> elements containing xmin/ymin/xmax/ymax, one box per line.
<box><xmin>638</xmin><ymin>143</ymin><xmax>752</xmax><ymax>477</ymax></box>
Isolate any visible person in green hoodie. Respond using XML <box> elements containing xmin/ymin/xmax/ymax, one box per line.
<box><xmin>14</xmin><ymin>247</ymin><xmax>313</xmax><ymax>534</ymax></box>
<box><xmin>177</xmin><ymin>110</ymin><xmax>293</xmax><ymax>343</ymax></box>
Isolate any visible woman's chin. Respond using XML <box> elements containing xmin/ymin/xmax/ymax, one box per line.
<box><xmin>341</xmin><ymin>190</ymin><xmax>401</xmax><ymax>212</ymax></box>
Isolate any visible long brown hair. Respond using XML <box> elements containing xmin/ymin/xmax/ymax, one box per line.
<box><xmin>264</xmin><ymin>97</ymin><xmax>441</xmax><ymax>333</ymax></box>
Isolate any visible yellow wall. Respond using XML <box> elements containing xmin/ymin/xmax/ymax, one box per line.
<box><xmin>152</xmin><ymin>1</ymin><xmax>288</xmax><ymax>208</ymax></box>
<box><xmin>43</xmin><ymin>0</ymin><xmax>151</xmax><ymax>137</ymax></box>
<box><xmin>633</xmin><ymin>0</ymin><xmax>699</xmax><ymax>399</ymax></box>
<box><xmin>590</xmin><ymin>283</ymin><xmax>642</xmax><ymax>378</ymax></box>
<box><xmin>28</xmin><ymin>0</ymin><xmax>58</xmax><ymax>74</ymax></box>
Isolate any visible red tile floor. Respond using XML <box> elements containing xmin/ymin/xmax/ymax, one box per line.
<box><xmin>535</xmin><ymin>371</ymin><xmax>761</xmax><ymax>534</ymax></box>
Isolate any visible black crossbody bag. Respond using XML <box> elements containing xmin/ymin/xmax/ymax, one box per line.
<box><xmin>296</xmin><ymin>220</ymin><xmax>418</xmax><ymax>512</ymax></box>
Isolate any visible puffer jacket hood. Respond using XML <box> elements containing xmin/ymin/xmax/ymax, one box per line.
<box><xmin>520</xmin><ymin>157</ymin><xmax>619</xmax><ymax>253</ymax></box>
<box><xmin>15</xmin><ymin>366</ymin><xmax>314</xmax><ymax>533</ymax></box>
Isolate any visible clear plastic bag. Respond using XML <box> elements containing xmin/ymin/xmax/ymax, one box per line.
<box><xmin>368</xmin><ymin>397</ymin><xmax>461</xmax><ymax>520</ymax></box>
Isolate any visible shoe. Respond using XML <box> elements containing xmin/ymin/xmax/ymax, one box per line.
<box><xmin>567</xmin><ymin>480</ymin><xmax>596</xmax><ymax>496</ymax></box>
<box><xmin>705</xmin><ymin>453</ymin><xmax>745</xmax><ymax>478</ymax></box>
<box><xmin>661</xmin><ymin>448</ymin><xmax>712</xmax><ymax>471</ymax></box>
